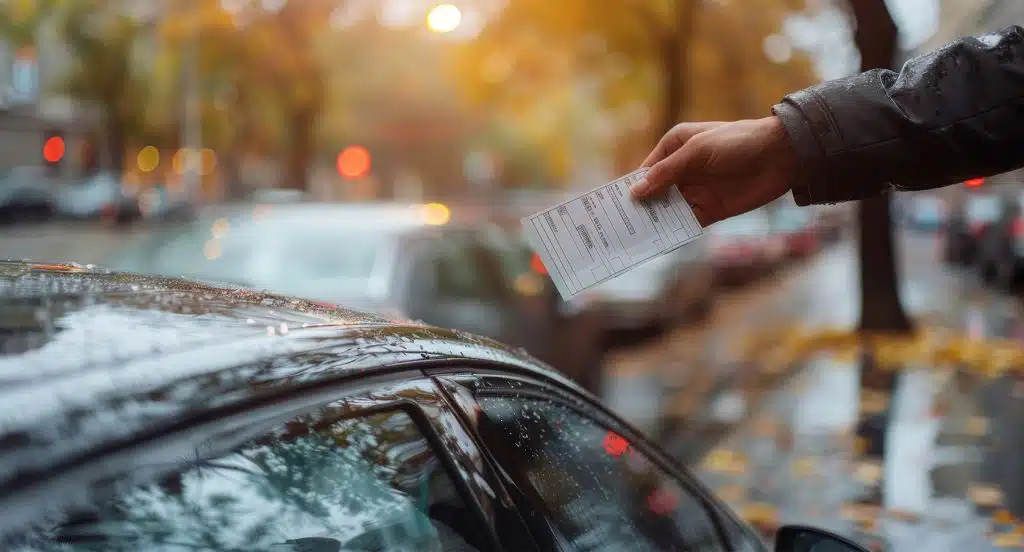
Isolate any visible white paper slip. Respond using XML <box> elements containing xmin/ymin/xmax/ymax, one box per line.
<box><xmin>521</xmin><ymin>167</ymin><xmax>704</xmax><ymax>301</ymax></box>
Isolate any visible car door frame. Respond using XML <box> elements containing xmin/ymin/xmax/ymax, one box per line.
<box><xmin>5</xmin><ymin>369</ymin><xmax>535</xmax><ymax>552</ymax></box>
<box><xmin>425</xmin><ymin>362</ymin><xmax>768</xmax><ymax>552</ymax></box>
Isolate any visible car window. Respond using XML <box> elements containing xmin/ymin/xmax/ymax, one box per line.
<box><xmin>12</xmin><ymin>407</ymin><xmax>489</xmax><ymax>552</ymax></box>
<box><xmin>431</xmin><ymin>238</ymin><xmax>506</xmax><ymax>301</ymax></box>
<box><xmin>111</xmin><ymin>218</ymin><xmax>387</xmax><ymax>295</ymax></box>
<box><xmin>474</xmin><ymin>394</ymin><xmax>763</xmax><ymax>552</ymax></box>
<box><xmin>966</xmin><ymin>197</ymin><xmax>1003</xmax><ymax>223</ymax></box>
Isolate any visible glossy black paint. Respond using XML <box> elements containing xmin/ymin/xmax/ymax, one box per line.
<box><xmin>775</xmin><ymin>525</ymin><xmax>872</xmax><ymax>552</ymax></box>
<box><xmin>0</xmin><ymin>261</ymin><xmax>588</xmax><ymax>498</ymax></box>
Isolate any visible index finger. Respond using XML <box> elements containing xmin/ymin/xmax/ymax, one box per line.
<box><xmin>641</xmin><ymin>121</ymin><xmax>725</xmax><ymax>168</ymax></box>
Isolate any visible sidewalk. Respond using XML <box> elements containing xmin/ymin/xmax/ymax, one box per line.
<box><xmin>693</xmin><ymin>335</ymin><xmax>1024</xmax><ymax>552</ymax></box>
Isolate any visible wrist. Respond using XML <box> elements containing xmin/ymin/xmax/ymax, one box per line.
<box><xmin>763</xmin><ymin>115</ymin><xmax>805</xmax><ymax>197</ymax></box>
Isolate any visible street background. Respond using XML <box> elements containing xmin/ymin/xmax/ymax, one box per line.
<box><xmin>1</xmin><ymin>0</ymin><xmax>1024</xmax><ymax>551</ymax></box>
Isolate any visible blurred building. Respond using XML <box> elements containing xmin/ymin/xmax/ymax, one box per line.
<box><xmin>0</xmin><ymin>15</ymin><xmax>103</xmax><ymax>178</ymax></box>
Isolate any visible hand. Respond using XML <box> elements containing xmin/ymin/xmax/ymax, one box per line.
<box><xmin>630</xmin><ymin>116</ymin><xmax>801</xmax><ymax>227</ymax></box>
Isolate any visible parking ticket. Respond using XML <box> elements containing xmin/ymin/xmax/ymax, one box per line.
<box><xmin>521</xmin><ymin>167</ymin><xmax>704</xmax><ymax>301</ymax></box>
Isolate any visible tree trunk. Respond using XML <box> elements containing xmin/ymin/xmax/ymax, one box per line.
<box><xmin>658</xmin><ymin>0</ymin><xmax>699</xmax><ymax>137</ymax></box>
<box><xmin>106</xmin><ymin>117</ymin><xmax>125</xmax><ymax>175</ymax></box>
<box><xmin>849</xmin><ymin>0</ymin><xmax>913</xmax><ymax>335</ymax></box>
<box><xmin>282</xmin><ymin>108</ymin><xmax>315</xmax><ymax>191</ymax></box>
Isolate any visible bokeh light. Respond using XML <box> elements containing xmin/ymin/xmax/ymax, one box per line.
<box><xmin>200</xmin><ymin>148</ymin><xmax>218</xmax><ymax>175</ymax></box>
<box><xmin>137</xmin><ymin>146</ymin><xmax>159</xmax><ymax>172</ymax></box>
<box><xmin>426</xmin><ymin>4</ymin><xmax>461</xmax><ymax>33</ymax></box>
<box><xmin>421</xmin><ymin>202</ymin><xmax>451</xmax><ymax>225</ymax></box>
<box><xmin>43</xmin><ymin>136</ymin><xmax>64</xmax><ymax>163</ymax></box>
<box><xmin>337</xmin><ymin>146</ymin><xmax>371</xmax><ymax>179</ymax></box>
<box><xmin>212</xmin><ymin>217</ymin><xmax>229</xmax><ymax>239</ymax></box>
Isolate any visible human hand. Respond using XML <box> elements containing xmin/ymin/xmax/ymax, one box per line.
<box><xmin>630</xmin><ymin>116</ymin><xmax>801</xmax><ymax>227</ymax></box>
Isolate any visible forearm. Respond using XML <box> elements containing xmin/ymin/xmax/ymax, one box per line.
<box><xmin>772</xmin><ymin>25</ymin><xmax>1024</xmax><ymax>206</ymax></box>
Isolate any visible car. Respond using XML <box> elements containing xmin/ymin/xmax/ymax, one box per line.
<box><xmin>0</xmin><ymin>167</ymin><xmax>57</xmax><ymax>224</ymax></box>
<box><xmin>769</xmin><ymin>206</ymin><xmax>819</xmax><ymax>260</ymax></box>
<box><xmin>900</xmin><ymin>195</ymin><xmax>947</xmax><ymax>232</ymax></box>
<box><xmin>807</xmin><ymin>205</ymin><xmax>847</xmax><ymax>244</ymax></box>
<box><xmin>975</xmin><ymin>191</ymin><xmax>1024</xmax><ymax>292</ymax></box>
<box><xmin>53</xmin><ymin>170</ymin><xmax>142</xmax><ymax>225</ymax></box>
<box><xmin>943</xmin><ymin>192</ymin><xmax>1004</xmax><ymax>265</ymax></box>
<box><xmin>105</xmin><ymin>202</ymin><xmax>602</xmax><ymax>393</ymax></box>
<box><xmin>582</xmin><ymin>237</ymin><xmax>714</xmax><ymax>334</ymax></box>
<box><xmin>0</xmin><ymin>261</ymin><xmax>871</xmax><ymax>552</ymax></box>
<box><xmin>706</xmin><ymin>211</ymin><xmax>786</xmax><ymax>286</ymax></box>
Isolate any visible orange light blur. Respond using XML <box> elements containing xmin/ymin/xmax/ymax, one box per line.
<box><xmin>337</xmin><ymin>146</ymin><xmax>371</xmax><ymax>179</ymax></box>
<box><xmin>530</xmin><ymin>254</ymin><xmax>548</xmax><ymax>275</ymax></box>
<box><xmin>43</xmin><ymin>136</ymin><xmax>65</xmax><ymax>163</ymax></box>
<box><xmin>964</xmin><ymin>178</ymin><xmax>985</xmax><ymax>187</ymax></box>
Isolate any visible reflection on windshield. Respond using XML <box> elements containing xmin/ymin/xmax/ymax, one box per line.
<box><xmin>14</xmin><ymin>409</ymin><xmax>484</xmax><ymax>551</ymax></box>
<box><xmin>966</xmin><ymin>197</ymin><xmax>1002</xmax><ymax>222</ymax></box>
<box><xmin>112</xmin><ymin>219</ymin><xmax>386</xmax><ymax>298</ymax></box>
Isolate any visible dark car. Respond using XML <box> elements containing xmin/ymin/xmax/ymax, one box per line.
<box><xmin>975</xmin><ymin>192</ymin><xmax>1024</xmax><ymax>292</ymax></box>
<box><xmin>943</xmin><ymin>193</ymin><xmax>1003</xmax><ymax>265</ymax></box>
<box><xmin>105</xmin><ymin>203</ymin><xmax>602</xmax><ymax>393</ymax></box>
<box><xmin>0</xmin><ymin>262</ymin><xmax>867</xmax><ymax>552</ymax></box>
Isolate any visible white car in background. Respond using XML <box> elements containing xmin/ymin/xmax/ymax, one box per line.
<box><xmin>584</xmin><ymin>237</ymin><xmax>714</xmax><ymax>333</ymax></box>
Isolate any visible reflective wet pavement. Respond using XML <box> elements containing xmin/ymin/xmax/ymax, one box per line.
<box><xmin>602</xmin><ymin>230</ymin><xmax>1024</xmax><ymax>551</ymax></box>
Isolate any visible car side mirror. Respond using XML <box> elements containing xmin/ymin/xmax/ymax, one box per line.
<box><xmin>775</xmin><ymin>525</ymin><xmax>872</xmax><ymax>552</ymax></box>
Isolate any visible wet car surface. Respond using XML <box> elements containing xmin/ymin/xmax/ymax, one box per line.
<box><xmin>0</xmin><ymin>261</ymin><xmax>769</xmax><ymax>551</ymax></box>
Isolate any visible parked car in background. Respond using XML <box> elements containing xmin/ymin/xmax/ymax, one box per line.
<box><xmin>943</xmin><ymin>192</ymin><xmax>1003</xmax><ymax>265</ymax></box>
<box><xmin>0</xmin><ymin>168</ymin><xmax>55</xmax><ymax>224</ymax></box>
<box><xmin>808</xmin><ymin>204</ymin><xmax>847</xmax><ymax>244</ymax></box>
<box><xmin>583</xmin><ymin>237</ymin><xmax>714</xmax><ymax>335</ymax></box>
<box><xmin>976</xmin><ymin>191</ymin><xmax>1024</xmax><ymax>292</ymax></box>
<box><xmin>706</xmin><ymin>210</ymin><xmax>785</xmax><ymax>286</ymax></box>
<box><xmin>53</xmin><ymin>171</ymin><xmax>141</xmax><ymax>224</ymax></box>
<box><xmin>0</xmin><ymin>261</ymin><xmax>864</xmax><ymax>552</ymax></box>
<box><xmin>769</xmin><ymin>206</ymin><xmax>819</xmax><ymax>259</ymax></box>
<box><xmin>901</xmin><ymin>195</ymin><xmax>947</xmax><ymax>232</ymax></box>
<box><xmin>106</xmin><ymin>202</ymin><xmax>602</xmax><ymax>392</ymax></box>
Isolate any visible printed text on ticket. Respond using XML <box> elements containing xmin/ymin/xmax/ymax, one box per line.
<box><xmin>521</xmin><ymin>167</ymin><xmax>704</xmax><ymax>301</ymax></box>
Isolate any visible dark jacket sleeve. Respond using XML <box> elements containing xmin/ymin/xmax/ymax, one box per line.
<box><xmin>771</xmin><ymin>25</ymin><xmax>1024</xmax><ymax>206</ymax></box>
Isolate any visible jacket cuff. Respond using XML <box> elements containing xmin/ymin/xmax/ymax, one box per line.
<box><xmin>771</xmin><ymin>96</ymin><xmax>824</xmax><ymax>206</ymax></box>
<box><xmin>772</xmin><ymin>86</ymin><xmax>889</xmax><ymax>205</ymax></box>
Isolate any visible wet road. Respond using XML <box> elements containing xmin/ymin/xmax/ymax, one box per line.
<box><xmin>597</xmin><ymin>228</ymin><xmax>1024</xmax><ymax>551</ymax></box>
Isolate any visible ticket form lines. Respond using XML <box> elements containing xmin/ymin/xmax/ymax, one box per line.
<box><xmin>522</xmin><ymin>167</ymin><xmax>704</xmax><ymax>301</ymax></box>
<box><xmin>530</xmin><ymin>217</ymin><xmax>576</xmax><ymax>296</ymax></box>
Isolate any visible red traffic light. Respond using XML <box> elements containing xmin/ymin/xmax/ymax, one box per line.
<box><xmin>43</xmin><ymin>136</ymin><xmax>65</xmax><ymax>163</ymax></box>
<box><xmin>964</xmin><ymin>178</ymin><xmax>985</xmax><ymax>188</ymax></box>
<box><xmin>337</xmin><ymin>146</ymin><xmax>371</xmax><ymax>179</ymax></box>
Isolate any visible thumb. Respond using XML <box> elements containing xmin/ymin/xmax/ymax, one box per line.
<box><xmin>631</xmin><ymin>138</ymin><xmax>709</xmax><ymax>199</ymax></box>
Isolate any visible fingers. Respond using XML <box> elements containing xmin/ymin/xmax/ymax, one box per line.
<box><xmin>640</xmin><ymin>121</ymin><xmax>725</xmax><ymax>169</ymax></box>
<box><xmin>632</xmin><ymin>135</ymin><xmax>711</xmax><ymax>199</ymax></box>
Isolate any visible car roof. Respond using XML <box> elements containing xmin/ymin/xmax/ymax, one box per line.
<box><xmin>201</xmin><ymin>201</ymin><xmax>480</xmax><ymax>233</ymax></box>
<box><xmin>0</xmin><ymin>261</ymin><xmax>568</xmax><ymax>493</ymax></box>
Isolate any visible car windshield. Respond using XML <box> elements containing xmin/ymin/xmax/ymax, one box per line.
<box><xmin>772</xmin><ymin>209</ymin><xmax>810</xmax><ymax>231</ymax></box>
<box><xmin>712</xmin><ymin>214</ymin><xmax>770</xmax><ymax>235</ymax></box>
<box><xmin>966</xmin><ymin>196</ymin><xmax>1003</xmax><ymax>222</ymax></box>
<box><xmin>111</xmin><ymin>215</ymin><xmax>388</xmax><ymax>297</ymax></box>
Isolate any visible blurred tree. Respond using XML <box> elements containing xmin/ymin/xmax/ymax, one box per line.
<box><xmin>246</xmin><ymin>0</ymin><xmax>334</xmax><ymax>192</ymax></box>
<box><xmin>320</xmin><ymin>20</ymin><xmax>482</xmax><ymax>198</ymax></box>
<box><xmin>54</xmin><ymin>0</ymin><xmax>150</xmax><ymax>173</ymax></box>
<box><xmin>847</xmin><ymin>0</ymin><xmax>912</xmax><ymax>335</ymax></box>
<box><xmin>157</xmin><ymin>0</ymin><xmax>269</xmax><ymax>199</ymax></box>
<box><xmin>454</xmin><ymin>0</ymin><xmax>816</xmax><ymax>181</ymax></box>
<box><xmin>0</xmin><ymin>0</ymin><xmax>63</xmax><ymax>48</ymax></box>
<box><xmin>158</xmin><ymin>0</ymin><xmax>335</xmax><ymax>194</ymax></box>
